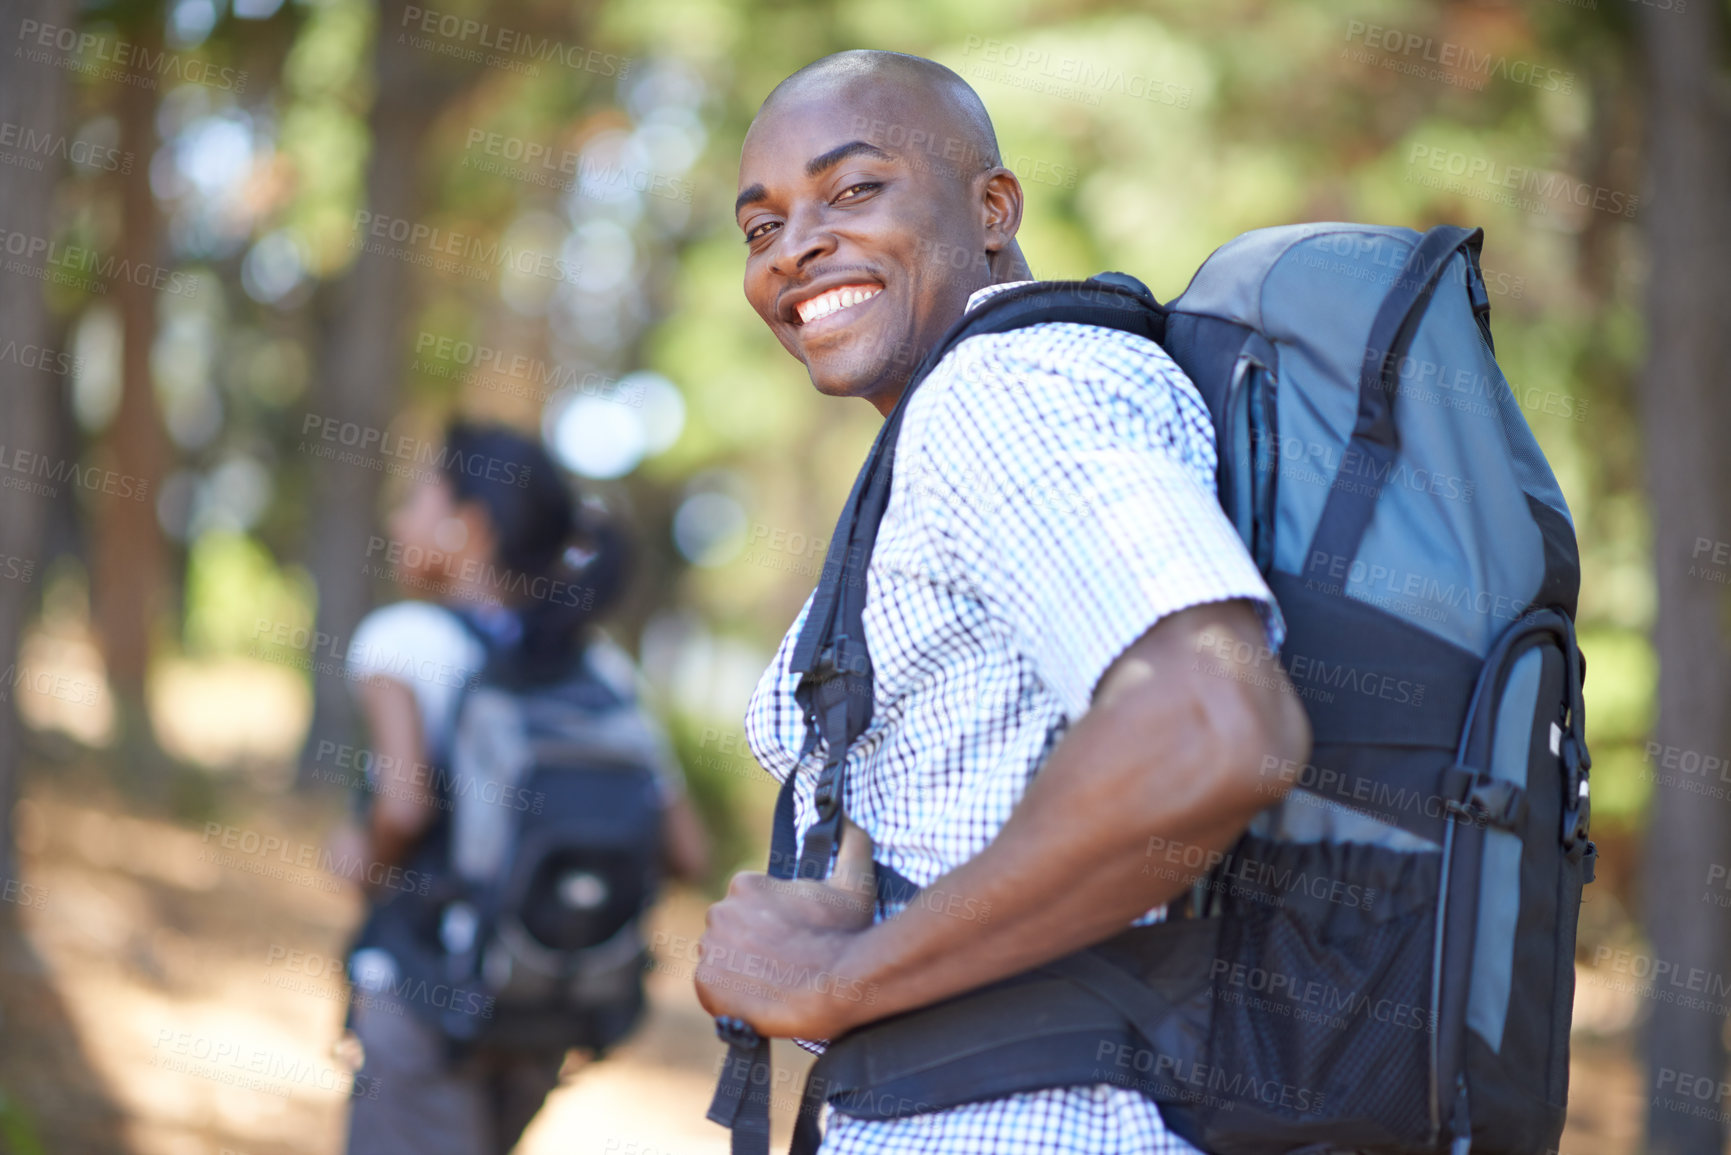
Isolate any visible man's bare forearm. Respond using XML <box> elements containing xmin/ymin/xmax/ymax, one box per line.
<box><xmin>831</xmin><ymin>601</ymin><xmax>1309</xmax><ymax>1031</ymax></box>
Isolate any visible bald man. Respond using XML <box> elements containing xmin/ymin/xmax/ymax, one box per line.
<box><xmin>697</xmin><ymin>51</ymin><xmax>1311</xmax><ymax>1154</ymax></box>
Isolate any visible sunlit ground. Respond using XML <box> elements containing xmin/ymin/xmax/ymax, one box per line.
<box><xmin>0</xmin><ymin>630</ymin><xmax>1648</xmax><ymax>1155</ymax></box>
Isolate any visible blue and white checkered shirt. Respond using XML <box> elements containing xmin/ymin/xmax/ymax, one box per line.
<box><xmin>743</xmin><ymin>281</ymin><xmax>1284</xmax><ymax>1154</ymax></box>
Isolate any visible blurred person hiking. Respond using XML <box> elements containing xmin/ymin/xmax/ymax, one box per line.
<box><xmin>332</xmin><ymin>419</ymin><xmax>709</xmax><ymax>1155</ymax></box>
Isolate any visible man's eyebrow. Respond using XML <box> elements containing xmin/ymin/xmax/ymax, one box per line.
<box><xmin>735</xmin><ymin>184</ymin><xmax>768</xmax><ymax>217</ymax></box>
<box><xmin>735</xmin><ymin>141</ymin><xmax>896</xmax><ymax>219</ymax></box>
<box><xmin>805</xmin><ymin>140</ymin><xmax>893</xmax><ymax>178</ymax></box>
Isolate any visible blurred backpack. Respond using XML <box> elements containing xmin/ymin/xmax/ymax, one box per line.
<box><xmin>348</xmin><ymin>609</ymin><xmax>667</xmax><ymax>1056</ymax></box>
<box><xmin>710</xmin><ymin>224</ymin><xmax>1594</xmax><ymax>1155</ymax></box>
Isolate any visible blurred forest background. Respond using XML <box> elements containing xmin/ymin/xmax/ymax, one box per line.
<box><xmin>0</xmin><ymin>0</ymin><xmax>1726</xmax><ymax>1152</ymax></box>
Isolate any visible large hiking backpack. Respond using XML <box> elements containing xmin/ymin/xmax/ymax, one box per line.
<box><xmin>707</xmin><ymin>224</ymin><xmax>1595</xmax><ymax>1155</ymax></box>
<box><xmin>348</xmin><ymin>614</ymin><xmax>666</xmax><ymax>1056</ymax></box>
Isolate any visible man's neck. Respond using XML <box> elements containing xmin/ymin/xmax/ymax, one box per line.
<box><xmin>866</xmin><ymin>268</ymin><xmax>1040</xmax><ymax>419</ymax></box>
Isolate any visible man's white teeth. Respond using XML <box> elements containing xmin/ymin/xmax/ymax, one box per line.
<box><xmin>798</xmin><ymin>285</ymin><xmax>881</xmax><ymax>324</ymax></box>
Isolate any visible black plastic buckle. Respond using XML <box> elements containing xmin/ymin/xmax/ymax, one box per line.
<box><xmin>809</xmin><ymin>641</ymin><xmax>841</xmax><ymax>683</ymax></box>
<box><xmin>812</xmin><ymin>774</ymin><xmax>838</xmax><ymax>814</ymax></box>
<box><xmin>715</xmin><ymin>1015</ymin><xmax>762</xmax><ymax>1049</ymax></box>
<box><xmin>1443</xmin><ymin>774</ymin><xmax>1527</xmax><ymax>832</ymax></box>
<box><xmin>813</xmin><ymin>634</ymin><xmax>869</xmax><ymax>680</ymax></box>
<box><xmin>1561</xmin><ymin>734</ymin><xmax>1590</xmax><ymax>848</ymax></box>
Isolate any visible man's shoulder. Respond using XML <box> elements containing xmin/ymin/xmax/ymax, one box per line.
<box><xmin>911</xmin><ymin>313</ymin><xmax>1196</xmax><ymax>443</ymax></box>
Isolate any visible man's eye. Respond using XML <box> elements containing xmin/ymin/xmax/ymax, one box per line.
<box><xmin>835</xmin><ymin>182</ymin><xmax>880</xmax><ymax>202</ymax></box>
<box><xmin>744</xmin><ymin>220</ymin><xmax>780</xmax><ymax>244</ymax></box>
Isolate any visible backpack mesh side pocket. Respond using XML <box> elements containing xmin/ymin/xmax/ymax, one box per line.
<box><xmin>1191</xmin><ymin>835</ymin><xmax>1442</xmax><ymax>1155</ymax></box>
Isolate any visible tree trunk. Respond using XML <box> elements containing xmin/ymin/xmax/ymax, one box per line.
<box><xmin>297</xmin><ymin>0</ymin><xmax>462</xmax><ymax>783</ymax></box>
<box><xmin>1637</xmin><ymin>4</ymin><xmax>1731</xmax><ymax>1154</ymax></box>
<box><xmin>296</xmin><ymin>0</ymin><xmax>602</xmax><ymax>783</ymax></box>
<box><xmin>0</xmin><ymin>0</ymin><xmax>77</xmax><ymax>887</ymax></box>
<box><xmin>91</xmin><ymin>22</ymin><xmax>176</xmax><ymax>795</ymax></box>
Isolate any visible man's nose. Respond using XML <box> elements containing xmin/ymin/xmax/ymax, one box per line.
<box><xmin>771</xmin><ymin>206</ymin><xmax>837</xmax><ymax>276</ymax></box>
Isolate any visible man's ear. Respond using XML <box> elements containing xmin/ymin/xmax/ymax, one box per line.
<box><xmin>979</xmin><ymin>167</ymin><xmax>1024</xmax><ymax>256</ymax></box>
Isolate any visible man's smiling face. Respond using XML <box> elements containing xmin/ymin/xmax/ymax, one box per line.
<box><xmin>736</xmin><ymin>71</ymin><xmax>1022</xmax><ymax>414</ymax></box>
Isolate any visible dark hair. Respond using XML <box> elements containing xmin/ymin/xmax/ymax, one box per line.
<box><xmin>438</xmin><ymin>420</ymin><xmax>628</xmax><ymax>677</ymax></box>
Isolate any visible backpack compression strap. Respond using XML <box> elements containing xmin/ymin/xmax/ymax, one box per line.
<box><xmin>707</xmin><ymin>277</ymin><xmax>1166</xmax><ymax>1155</ymax></box>
<box><xmin>1301</xmin><ymin>225</ymin><xmax>1485</xmax><ymax>586</ymax></box>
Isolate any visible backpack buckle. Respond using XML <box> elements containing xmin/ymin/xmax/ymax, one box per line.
<box><xmin>1443</xmin><ymin>771</ymin><xmax>1527</xmax><ymax>832</ymax></box>
<box><xmin>1560</xmin><ymin>733</ymin><xmax>1591</xmax><ymax>848</ymax></box>
<box><xmin>810</xmin><ymin>635</ymin><xmax>868</xmax><ymax>683</ymax></box>
<box><xmin>812</xmin><ymin>775</ymin><xmax>839</xmax><ymax>814</ymax></box>
<box><xmin>715</xmin><ymin>1015</ymin><xmax>762</xmax><ymax>1050</ymax></box>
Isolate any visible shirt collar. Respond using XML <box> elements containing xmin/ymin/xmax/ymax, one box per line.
<box><xmin>964</xmin><ymin>279</ymin><xmax>1038</xmax><ymax>313</ymax></box>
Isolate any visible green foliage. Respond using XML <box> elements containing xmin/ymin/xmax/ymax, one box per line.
<box><xmin>66</xmin><ymin>0</ymin><xmax>1649</xmax><ymax>849</ymax></box>
<box><xmin>1579</xmin><ymin>627</ymin><xmax>1658</xmax><ymax>824</ymax></box>
<box><xmin>182</xmin><ymin>532</ymin><xmax>316</xmax><ymax>659</ymax></box>
<box><xmin>663</xmin><ymin>712</ymin><xmax>779</xmax><ymax>890</ymax></box>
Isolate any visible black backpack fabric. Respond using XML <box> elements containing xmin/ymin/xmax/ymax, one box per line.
<box><xmin>347</xmin><ymin>609</ymin><xmax>666</xmax><ymax>1057</ymax></box>
<box><xmin>707</xmin><ymin>224</ymin><xmax>1594</xmax><ymax>1155</ymax></box>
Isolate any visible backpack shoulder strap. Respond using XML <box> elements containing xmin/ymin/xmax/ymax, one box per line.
<box><xmin>779</xmin><ymin>276</ymin><xmax>1165</xmax><ymax>882</ymax></box>
<box><xmin>712</xmin><ymin>276</ymin><xmax>1170</xmax><ymax>1155</ymax></box>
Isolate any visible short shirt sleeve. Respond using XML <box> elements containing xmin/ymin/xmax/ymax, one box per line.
<box><xmin>345</xmin><ymin>601</ymin><xmax>487</xmax><ymax>761</ymax></box>
<box><xmin>904</xmin><ymin>325</ymin><xmax>1284</xmax><ymax>719</ymax></box>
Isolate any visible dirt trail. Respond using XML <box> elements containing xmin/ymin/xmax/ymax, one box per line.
<box><xmin>1</xmin><ymin>778</ymin><xmax>1644</xmax><ymax>1155</ymax></box>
